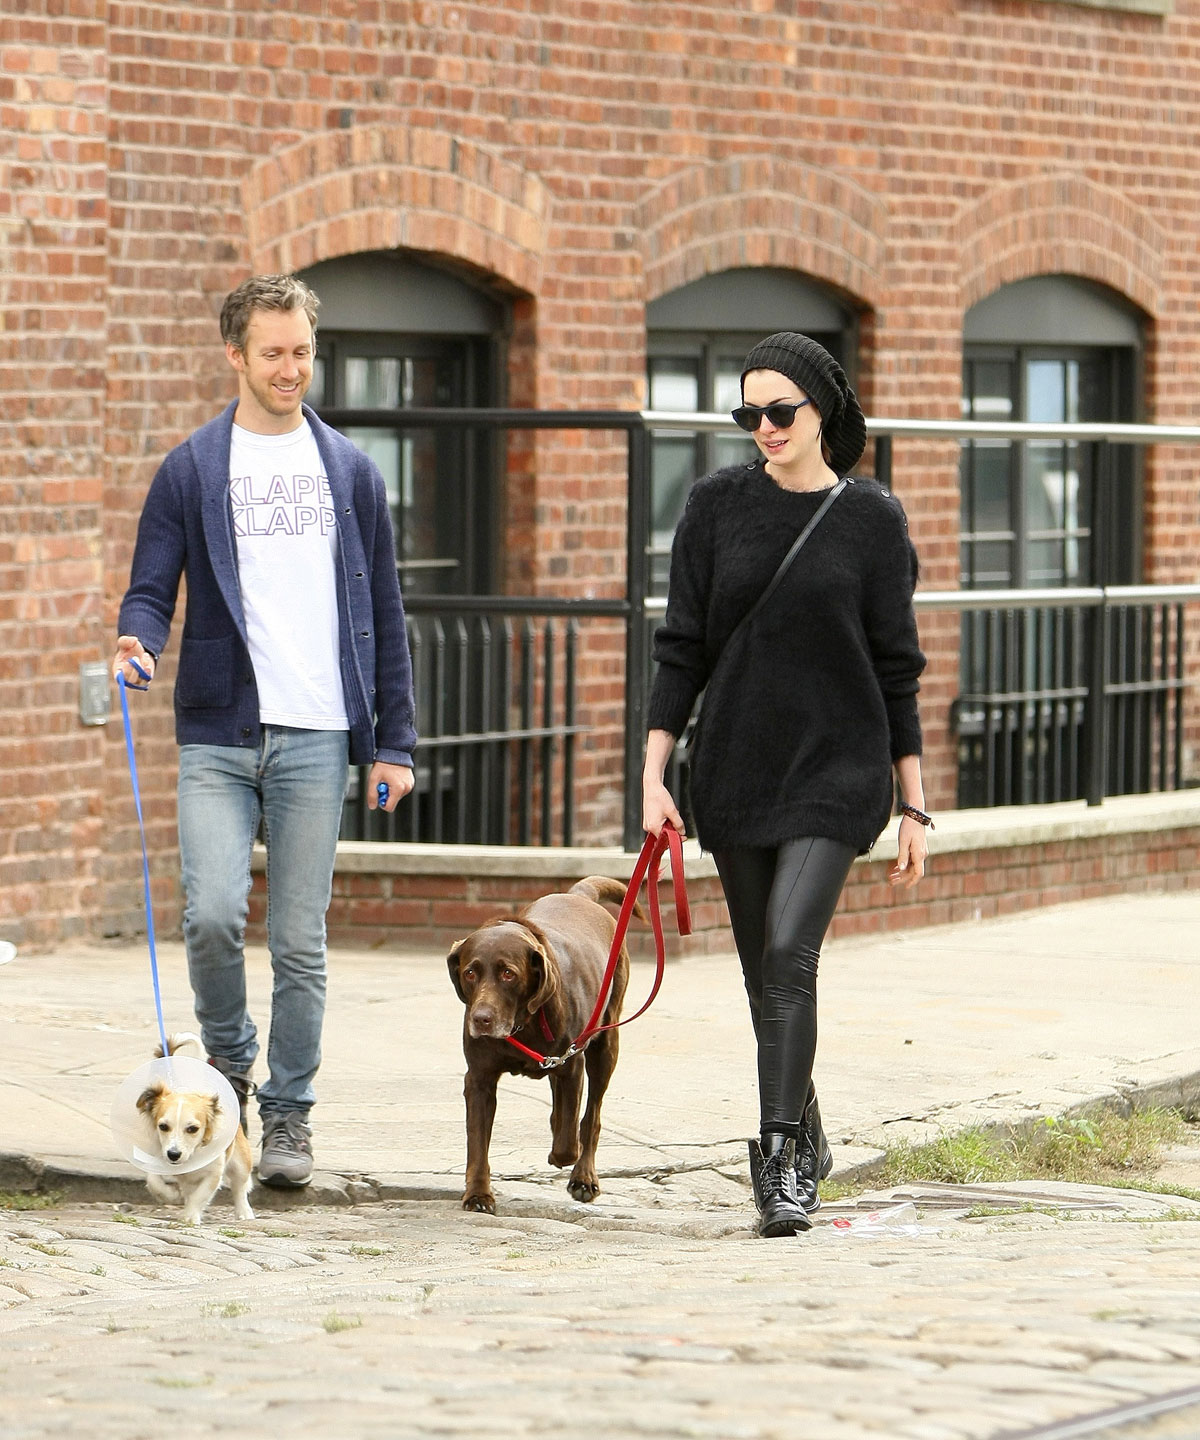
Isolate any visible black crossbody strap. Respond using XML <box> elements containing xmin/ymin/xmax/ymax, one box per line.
<box><xmin>740</xmin><ymin>478</ymin><xmax>846</xmax><ymax>631</ymax></box>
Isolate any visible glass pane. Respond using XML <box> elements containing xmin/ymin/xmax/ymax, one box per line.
<box><xmin>1076</xmin><ymin>356</ymin><xmax>1110</xmax><ymax>421</ymax></box>
<box><xmin>1027</xmin><ymin>539</ymin><xmax>1063</xmax><ymax>586</ymax></box>
<box><xmin>1063</xmin><ymin>443</ymin><xmax>1087</xmax><ymax>532</ymax></box>
<box><xmin>346</xmin><ymin>356</ymin><xmax>400</xmax><ymax>408</ymax></box>
<box><xmin>966</xmin><ymin>360</ymin><xmax>1014</xmax><ymax>420</ymax></box>
<box><xmin>963</xmin><ymin>539</ymin><xmax>1012</xmax><ymax>589</ymax></box>
<box><xmin>308</xmin><ymin>356</ymin><xmax>327</xmax><ymax>407</ymax></box>
<box><xmin>1026</xmin><ymin>359</ymin><xmax>1065</xmax><ymax>423</ymax></box>
<box><xmin>650</xmin><ymin>435</ymin><xmax>700</xmax><ymax>591</ymax></box>
<box><xmin>1025</xmin><ymin>442</ymin><xmax>1066</xmax><ymax>530</ymax></box>
<box><xmin>649</xmin><ymin>357</ymin><xmax>699</xmax><ymax>412</ymax></box>
<box><xmin>343</xmin><ymin>427</ymin><xmax>402</xmax><ymax>511</ymax></box>
<box><xmin>968</xmin><ymin>442</ymin><xmax>1012</xmax><ymax>534</ymax></box>
<box><xmin>343</xmin><ymin>354</ymin><xmax>443</xmax><ymax>409</ymax></box>
<box><xmin>713</xmin><ymin>359</ymin><xmax>743</xmax><ymax>415</ymax></box>
<box><xmin>713</xmin><ymin>433</ymin><xmax>755</xmax><ymax>471</ymax></box>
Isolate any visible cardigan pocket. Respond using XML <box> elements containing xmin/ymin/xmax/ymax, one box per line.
<box><xmin>176</xmin><ymin>635</ymin><xmax>234</xmax><ymax>709</ymax></box>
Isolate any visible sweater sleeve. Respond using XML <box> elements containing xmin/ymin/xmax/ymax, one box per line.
<box><xmin>116</xmin><ymin>454</ymin><xmax>186</xmax><ymax>656</ymax></box>
<box><xmin>862</xmin><ymin>492</ymin><xmax>926</xmax><ymax>760</ymax></box>
<box><xmin>646</xmin><ymin>480</ymin><xmax>715</xmax><ymax>737</ymax></box>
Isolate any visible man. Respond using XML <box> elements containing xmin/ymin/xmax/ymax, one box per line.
<box><xmin>112</xmin><ymin>273</ymin><xmax>416</xmax><ymax>1187</ymax></box>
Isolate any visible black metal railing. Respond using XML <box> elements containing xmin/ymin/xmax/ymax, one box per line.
<box><xmin>328</xmin><ymin>409</ymin><xmax>649</xmax><ymax>847</ymax></box>
<box><xmin>920</xmin><ymin>586</ymin><xmax>1195</xmax><ymax>808</ymax></box>
<box><xmin>342</xmin><ymin>597</ymin><xmax>626</xmax><ymax>845</ymax></box>
<box><xmin>325</xmin><ymin>408</ymin><xmax>1200</xmax><ymax>850</ymax></box>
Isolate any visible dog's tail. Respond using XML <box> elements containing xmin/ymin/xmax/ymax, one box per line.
<box><xmin>569</xmin><ymin>875</ymin><xmax>647</xmax><ymax>923</ymax></box>
<box><xmin>153</xmin><ymin>1031</ymin><xmax>204</xmax><ymax>1060</ymax></box>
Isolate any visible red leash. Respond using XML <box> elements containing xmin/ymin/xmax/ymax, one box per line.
<box><xmin>506</xmin><ymin>825</ymin><xmax>691</xmax><ymax>1070</ymax></box>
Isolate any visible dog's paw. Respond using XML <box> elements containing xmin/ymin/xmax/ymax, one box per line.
<box><xmin>462</xmin><ymin>1192</ymin><xmax>496</xmax><ymax>1214</ymax></box>
<box><xmin>567</xmin><ymin>1175</ymin><xmax>600</xmax><ymax>1203</ymax></box>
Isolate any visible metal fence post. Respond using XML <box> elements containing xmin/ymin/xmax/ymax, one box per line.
<box><xmin>623</xmin><ymin>420</ymin><xmax>651</xmax><ymax>851</ymax></box>
<box><xmin>1081</xmin><ymin>592</ymin><xmax>1111</xmax><ymax>807</ymax></box>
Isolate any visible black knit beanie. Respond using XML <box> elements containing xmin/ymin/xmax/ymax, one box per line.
<box><xmin>740</xmin><ymin>332</ymin><xmax>867</xmax><ymax>479</ymax></box>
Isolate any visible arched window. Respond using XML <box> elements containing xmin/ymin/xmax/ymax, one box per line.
<box><xmin>961</xmin><ymin>275</ymin><xmax>1143</xmax><ymax>590</ymax></box>
<box><xmin>300</xmin><ymin>250</ymin><xmax>507</xmax><ymax>595</ymax></box>
<box><xmin>957</xmin><ymin>275</ymin><xmax>1147</xmax><ymax>807</ymax></box>
<box><xmin>646</xmin><ymin>268</ymin><xmax>857</xmax><ymax>590</ymax></box>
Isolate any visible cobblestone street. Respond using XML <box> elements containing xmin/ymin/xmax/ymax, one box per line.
<box><xmin>6</xmin><ymin>1172</ymin><xmax>1200</xmax><ymax>1440</ymax></box>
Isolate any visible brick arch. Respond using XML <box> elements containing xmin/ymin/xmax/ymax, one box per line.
<box><xmin>242</xmin><ymin>125</ymin><xmax>548</xmax><ymax>296</ymax></box>
<box><xmin>954</xmin><ymin>174</ymin><xmax>1164</xmax><ymax>317</ymax></box>
<box><xmin>637</xmin><ymin>156</ymin><xmax>887</xmax><ymax>309</ymax></box>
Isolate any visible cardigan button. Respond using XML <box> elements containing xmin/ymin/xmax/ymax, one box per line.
<box><xmin>355</xmin><ymin>571</ymin><xmax>364</xmax><ymax>578</ymax></box>
<box><xmin>360</xmin><ymin>630</ymin><xmax>370</xmax><ymax>637</ymax></box>
<box><xmin>241</xmin><ymin>727</ymin><xmax>251</xmax><ymax>738</ymax></box>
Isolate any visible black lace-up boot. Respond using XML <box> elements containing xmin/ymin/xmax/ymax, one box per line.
<box><xmin>748</xmin><ymin>1135</ymin><xmax>811</xmax><ymax>1238</ymax></box>
<box><xmin>795</xmin><ymin>1083</ymin><xmax>834</xmax><ymax>1214</ymax></box>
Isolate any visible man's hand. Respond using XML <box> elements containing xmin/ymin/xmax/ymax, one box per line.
<box><xmin>368</xmin><ymin>762</ymin><xmax>414</xmax><ymax>812</ymax></box>
<box><xmin>112</xmin><ymin>636</ymin><xmax>156</xmax><ymax>687</ymax></box>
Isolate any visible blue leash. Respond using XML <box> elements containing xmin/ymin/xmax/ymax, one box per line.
<box><xmin>116</xmin><ymin>666</ymin><xmax>170</xmax><ymax>1059</ymax></box>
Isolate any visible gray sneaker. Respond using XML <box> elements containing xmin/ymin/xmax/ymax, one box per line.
<box><xmin>257</xmin><ymin>1112</ymin><xmax>313</xmax><ymax>1188</ymax></box>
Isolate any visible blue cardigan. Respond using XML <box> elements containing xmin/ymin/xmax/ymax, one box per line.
<box><xmin>118</xmin><ymin>402</ymin><xmax>417</xmax><ymax>769</ymax></box>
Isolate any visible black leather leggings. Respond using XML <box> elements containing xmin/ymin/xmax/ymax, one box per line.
<box><xmin>712</xmin><ymin>838</ymin><xmax>856</xmax><ymax>1140</ymax></box>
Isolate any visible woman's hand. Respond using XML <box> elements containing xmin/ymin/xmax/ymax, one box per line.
<box><xmin>642</xmin><ymin>778</ymin><xmax>685</xmax><ymax>839</ymax></box>
<box><xmin>642</xmin><ymin>729</ymin><xmax>685</xmax><ymax>837</ymax></box>
<box><xmin>888</xmin><ymin>814</ymin><xmax>928</xmax><ymax>888</ymax></box>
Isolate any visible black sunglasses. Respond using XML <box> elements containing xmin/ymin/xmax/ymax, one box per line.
<box><xmin>731</xmin><ymin>398</ymin><xmax>813</xmax><ymax>432</ymax></box>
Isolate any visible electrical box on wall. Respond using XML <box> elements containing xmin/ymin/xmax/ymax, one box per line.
<box><xmin>79</xmin><ymin>661</ymin><xmax>111</xmax><ymax>726</ymax></box>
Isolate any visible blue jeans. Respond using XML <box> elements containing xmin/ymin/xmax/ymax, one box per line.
<box><xmin>177</xmin><ymin>728</ymin><xmax>349</xmax><ymax>1118</ymax></box>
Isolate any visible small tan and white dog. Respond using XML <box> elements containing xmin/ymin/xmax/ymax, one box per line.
<box><xmin>136</xmin><ymin>1033</ymin><xmax>254</xmax><ymax>1225</ymax></box>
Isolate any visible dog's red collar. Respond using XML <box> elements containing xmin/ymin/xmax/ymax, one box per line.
<box><xmin>505</xmin><ymin>825</ymin><xmax>690</xmax><ymax>1070</ymax></box>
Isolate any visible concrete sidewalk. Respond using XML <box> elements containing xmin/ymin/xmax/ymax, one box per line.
<box><xmin>2</xmin><ymin>887</ymin><xmax>1198</xmax><ymax>1209</ymax></box>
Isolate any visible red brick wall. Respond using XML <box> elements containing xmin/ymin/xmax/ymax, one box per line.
<box><xmin>6</xmin><ymin>0</ymin><xmax>1200</xmax><ymax>947</ymax></box>
<box><xmin>1</xmin><ymin>1</ymin><xmax>108</xmax><ymax>946</ymax></box>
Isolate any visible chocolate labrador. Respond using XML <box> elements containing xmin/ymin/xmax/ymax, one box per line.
<box><xmin>447</xmin><ymin>876</ymin><xmax>642</xmax><ymax>1214</ymax></box>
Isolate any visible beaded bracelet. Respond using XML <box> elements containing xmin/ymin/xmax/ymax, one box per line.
<box><xmin>900</xmin><ymin>802</ymin><xmax>935</xmax><ymax>830</ymax></box>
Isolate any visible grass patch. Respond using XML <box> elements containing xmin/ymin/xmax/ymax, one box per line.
<box><xmin>867</xmin><ymin>1107</ymin><xmax>1187</xmax><ymax>1191</ymax></box>
<box><xmin>0</xmin><ymin>1190</ymin><xmax>62</xmax><ymax>1211</ymax></box>
<box><xmin>322</xmin><ymin>1310</ymin><xmax>363</xmax><ymax>1334</ymax></box>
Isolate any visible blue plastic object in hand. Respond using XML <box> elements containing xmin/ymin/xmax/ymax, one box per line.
<box><xmin>377</xmin><ymin>782</ymin><xmax>389</xmax><ymax>809</ymax></box>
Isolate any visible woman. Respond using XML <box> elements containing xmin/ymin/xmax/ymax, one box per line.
<box><xmin>642</xmin><ymin>332</ymin><xmax>930</xmax><ymax>1238</ymax></box>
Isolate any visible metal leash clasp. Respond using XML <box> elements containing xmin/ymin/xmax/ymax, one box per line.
<box><xmin>539</xmin><ymin>1043</ymin><xmax>579</xmax><ymax>1071</ymax></box>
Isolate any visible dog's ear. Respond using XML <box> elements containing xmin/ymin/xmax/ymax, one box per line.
<box><xmin>525</xmin><ymin>935</ymin><xmax>560</xmax><ymax>1016</ymax></box>
<box><xmin>201</xmin><ymin>1095</ymin><xmax>221</xmax><ymax>1146</ymax></box>
<box><xmin>136</xmin><ymin>1081</ymin><xmax>165</xmax><ymax>1115</ymax></box>
<box><xmin>446</xmin><ymin>939</ymin><xmax>468</xmax><ymax>1002</ymax></box>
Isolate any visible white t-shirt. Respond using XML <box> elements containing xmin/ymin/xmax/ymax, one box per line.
<box><xmin>229</xmin><ymin>420</ymin><xmax>349</xmax><ymax>731</ymax></box>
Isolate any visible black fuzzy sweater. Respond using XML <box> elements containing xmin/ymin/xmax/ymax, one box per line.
<box><xmin>647</xmin><ymin>460</ymin><xmax>926</xmax><ymax>854</ymax></box>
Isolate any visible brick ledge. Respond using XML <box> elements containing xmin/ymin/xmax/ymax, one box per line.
<box><xmin>248</xmin><ymin>790</ymin><xmax>1200</xmax><ymax>881</ymax></box>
